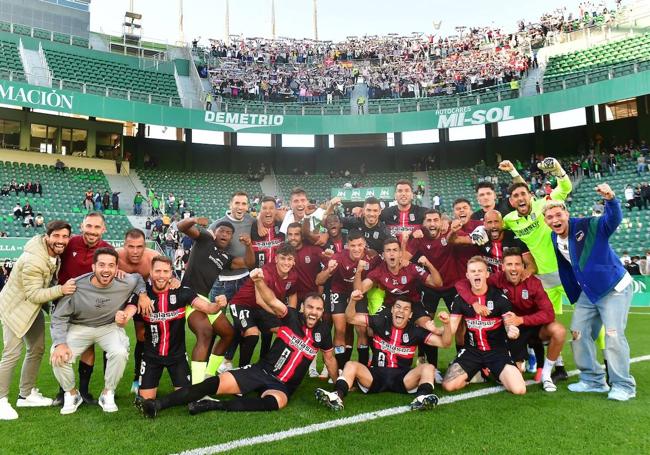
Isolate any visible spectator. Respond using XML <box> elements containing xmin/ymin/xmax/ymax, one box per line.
<box><xmin>625</xmin><ymin>257</ymin><xmax>641</xmax><ymax>276</ymax></box>
<box><xmin>607</xmin><ymin>154</ymin><xmax>617</xmax><ymax>174</ymax></box>
<box><xmin>634</xmin><ymin>185</ymin><xmax>644</xmax><ymax>210</ymax></box>
<box><xmin>22</xmin><ymin>203</ymin><xmax>34</xmax><ymax>218</ymax></box>
<box><xmin>34</xmin><ymin>213</ymin><xmax>44</xmax><ymax>230</ymax></box>
<box><xmin>12</xmin><ymin>203</ymin><xmax>22</xmax><ymax>219</ymax></box>
<box><xmin>624</xmin><ymin>184</ymin><xmax>635</xmax><ymax>211</ymax></box>
<box><xmin>432</xmin><ymin>193</ymin><xmax>441</xmax><ymax>210</ymax></box>
<box><xmin>54</xmin><ymin>159</ymin><xmax>65</xmax><ymax>172</ymax></box>
<box><xmin>133</xmin><ymin>191</ymin><xmax>144</xmax><ymax>215</ymax></box>
<box><xmin>1</xmin><ymin>184</ymin><xmax>8</xmax><ymax>196</ymax></box>
<box><xmin>93</xmin><ymin>192</ymin><xmax>102</xmax><ymax>211</ymax></box>
<box><xmin>22</xmin><ymin>214</ymin><xmax>34</xmax><ymax>229</ymax></box>
<box><xmin>167</xmin><ymin>193</ymin><xmax>176</xmax><ymax>214</ymax></box>
<box><xmin>111</xmin><ymin>191</ymin><xmax>120</xmax><ymax>211</ymax></box>
<box><xmin>102</xmin><ymin>191</ymin><xmax>110</xmax><ymax>211</ymax></box>
<box><xmin>34</xmin><ymin>181</ymin><xmax>42</xmax><ymax>197</ymax></box>
<box><xmin>641</xmin><ymin>182</ymin><xmax>650</xmax><ymax>209</ymax></box>
<box><xmin>84</xmin><ymin>188</ymin><xmax>94</xmax><ymax>212</ymax></box>
<box><xmin>151</xmin><ymin>194</ymin><xmax>160</xmax><ymax>216</ymax></box>
<box><xmin>637</xmin><ymin>153</ymin><xmax>646</xmax><ymax>176</ymax></box>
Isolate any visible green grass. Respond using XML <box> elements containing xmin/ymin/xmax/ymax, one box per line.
<box><xmin>0</xmin><ymin>308</ymin><xmax>649</xmax><ymax>454</ymax></box>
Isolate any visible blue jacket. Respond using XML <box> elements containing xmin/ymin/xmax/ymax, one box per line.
<box><xmin>551</xmin><ymin>198</ymin><xmax>627</xmax><ymax>304</ymax></box>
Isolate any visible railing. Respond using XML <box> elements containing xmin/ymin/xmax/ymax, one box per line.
<box><xmin>0</xmin><ymin>20</ymin><xmax>89</xmax><ymax>49</ymax></box>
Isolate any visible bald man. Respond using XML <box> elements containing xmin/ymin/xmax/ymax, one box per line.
<box><xmin>450</xmin><ymin>209</ymin><xmax>536</xmax><ymax>275</ymax></box>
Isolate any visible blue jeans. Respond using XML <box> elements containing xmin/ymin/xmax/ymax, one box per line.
<box><xmin>209</xmin><ymin>276</ymin><xmax>248</xmax><ymax>302</ymax></box>
<box><xmin>570</xmin><ymin>284</ymin><xmax>636</xmax><ymax>394</ymax></box>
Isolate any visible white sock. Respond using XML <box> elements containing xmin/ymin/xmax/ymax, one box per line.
<box><xmin>542</xmin><ymin>358</ymin><xmax>557</xmax><ymax>381</ymax></box>
<box><xmin>309</xmin><ymin>357</ymin><xmax>317</xmax><ymax>370</ymax></box>
<box><xmin>555</xmin><ymin>355</ymin><xmax>564</xmax><ymax>367</ymax></box>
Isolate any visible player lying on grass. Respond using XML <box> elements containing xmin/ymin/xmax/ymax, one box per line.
<box><xmin>442</xmin><ymin>256</ymin><xmax>527</xmax><ymax>395</ymax></box>
<box><xmin>135</xmin><ymin>266</ymin><xmax>338</xmax><ymax>418</ymax></box>
<box><xmin>314</xmin><ymin>289</ymin><xmax>452</xmax><ymax>411</ymax></box>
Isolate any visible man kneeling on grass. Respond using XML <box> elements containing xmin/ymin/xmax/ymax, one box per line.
<box><xmin>135</xmin><ymin>267</ymin><xmax>338</xmax><ymax>418</ymax></box>
<box><xmin>442</xmin><ymin>256</ymin><xmax>526</xmax><ymax>395</ymax></box>
<box><xmin>314</xmin><ymin>289</ymin><xmax>452</xmax><ymax>411</ymax></box>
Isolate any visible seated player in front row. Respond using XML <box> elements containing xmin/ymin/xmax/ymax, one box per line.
<box><xmin>314</xmin><ymin>289</ymin><xmax>452</xmax><ymax>411</ymax></box>
<box><xmin>135</xmin><ymin>266</ymin><xmax>338</xmax><ymax>418</ymax></box>
<box><xmin>442</xmin><ymin>256</ymin><xmax>527</xmax><ymax>395</ymax></box>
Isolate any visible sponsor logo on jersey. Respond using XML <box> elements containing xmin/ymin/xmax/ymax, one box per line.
<box><xmin>466</xmin><ymin>318</ymin><xmax>499</xmax><ymax>329</ymax></box>
<box><xmin>374</xmin><ymin>337</ymin><xmax>416</xmax><ymax>355</ymax></box>
<box><xmin>146</xmin><ymin>309</ymin><xmax>185</xmax><ymax>322</ymax></box>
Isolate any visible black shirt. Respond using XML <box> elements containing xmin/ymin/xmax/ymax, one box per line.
<box><xmin>450</xmin><ymin>286</ymin><xmax>512</xmax><ymax>352</ymax></box>
<box><xmin>380</xmin><ymin>204</ymin><xmax>428</xmax><ymax>238</ymax></box>
<box><xmin>470</xmin><ymin>203</ymin><xmax>511</xmax><ymax>221</ymax></box>
<box><xmin>477</xmin><ymin>230</ymin><xmax>529</xmax><ymax>273</ymax></box>
<box><xmin>142</xmin><ymin>286</ymin><xmax>197</xmax><ymax>359</ymax></box>
<box><xmin>250</xmin><ymin>221</ymin><xmax>284</xmax><ymax>268</ymax></box>
<box><xmin>368</xmin><ymin>314</ymin><xmax>431</xmax><ymax>370</ymax></box>
<box><xmin>181</xmin><ymin>228</ymin><xmax>233</xmax><ymax>296</ymax></box>
<box><xmin>341</xmin><ymin>216</ymin><xmax>389</xmax><ymax>252</ymax></box>
<box><xmin>259</xmin><ymin>307</ymin><xmax>333</xmax><ymax>394</ymax></box>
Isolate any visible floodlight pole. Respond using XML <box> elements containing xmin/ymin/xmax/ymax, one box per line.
<box><xmin>225</xmin><ymin>0</ymin><xmax>230</xmax><ymax>45</ymax></box>
<box><xmin>178</xmin><ymin>0</ymin><xmax>184</xmax><ymax>44</ymax></box>
<box><xmin>271</xmin><ymin>0</ymin><xmax>276</xmax><ymax>39</ymax></box>
<box><xmin>313</xmin><ymin>0</ymin><xmax>318</xmax><ymax>41</ymax></box>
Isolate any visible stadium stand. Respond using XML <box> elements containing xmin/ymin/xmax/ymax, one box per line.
<box><xmin>137</xmin><ymin>168</ymin><xmax>264</xmax><ymax>218</ymax></box>
<box><xmin>0</xmin><ymin>161</ymin><xmax>131</xmax><ymax>240</ymax></box>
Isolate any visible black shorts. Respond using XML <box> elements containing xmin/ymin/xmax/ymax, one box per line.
<box><xmin>358</xmin><ymin>367</ymin><xmax>411</xmax><ymax>394</ymax></box>
<box><xmin>422</xmin><ymin>287</ymin><xmax>457</xmax><ymax>314</ymax></box>
<box><xmin>230</xmin><ymin>304</ymin><xmax>280</xmax><ymax>333</ymax></box>
<box><xmin>138</xmin><ymin>354</ymin><xmax>190</xmax><ymax>390</ymax></box>
<box><xmin>508</xmin><ymin>325</ymin><xmax>543</xmax><ymax>362</ymax></box>
<box><xmin>133</xmin><ymin>311</ymin><xmax>143</xmax><ymax>323</ymax></box>
<box><xmin>228</xmin><ymin>364</ymin><xmax>290</xmax><ymax>396</ymax></box>
<box><xmin>327</xmin><ymin>291</ymin><xmax>368</xmax><ymax>314</ymax></box>
<box><xmin>452</xmin><ymin>348</ymin><xmax>515</xmax><ymax>380</ymax></box>
<box><xmin>376</xmin><ymin>300</ymin><xmax>427</xmax><ymax>321</ymax></box>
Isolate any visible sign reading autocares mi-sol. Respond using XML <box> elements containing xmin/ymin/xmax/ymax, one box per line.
<box><xmin>0</xmin><ymin>71</ymin><xmax>649</xmax><ymax>134</ymax></box>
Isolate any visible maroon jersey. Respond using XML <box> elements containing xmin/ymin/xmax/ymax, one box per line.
<box><xmin>366</xmin><ymin>262</ymin><xmax>429</xmax><ymax>306</ymax></box>
<box><xmin>454</xmin><ymin>221</ymin><xmax>483</xmax><ymax>270</ymax></box>
<box><xmin>294</xmin><ymin>244</ymin><xmax>325</xmax><ymax>299</ymax></box>
<box><xmin>58</xmin><ymin>235</ymin><xmax>112</xmax><ymax>284</ymax></box>
<box><xmin>380</xmin><ymin>204</ymin><xmax>427</xmax><ymax>238</ymax></box>
<box><xmin>406</xmin><ymin>235</ymin><xmax>464</xmax><ymax>290</ymax></box>
<box><xmin>251</xmin><ymin>221</ymin><xmax>284</xmax><ymax>268</ymax></box>
<box><xmin>329</xmin><ymin>250</ymin><xmax>381</xmax><ymax>294</ymax></box>
<box><xmin>230</xmin><ymin>262</ymin><xmax>297</xmax><ymax>308</ymax></box>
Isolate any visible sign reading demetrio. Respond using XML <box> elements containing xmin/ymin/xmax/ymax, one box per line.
<box><xmin>204</xmin><ymin>111</ymin><xmax>284</xmax><ymax>132</ymax></box>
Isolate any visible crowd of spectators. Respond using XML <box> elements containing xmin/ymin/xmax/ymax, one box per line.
<box><xmin>194</xmin><ymin>2</ymin><xmax>623</xmax><ymax>105</ymax></box>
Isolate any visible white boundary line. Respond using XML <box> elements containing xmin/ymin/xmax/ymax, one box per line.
<box><xmin>174</xmin><ymin>354</ymin><xmax>650</xmax><ymax>455</ymax></box>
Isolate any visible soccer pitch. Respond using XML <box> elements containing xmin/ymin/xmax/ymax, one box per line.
<box><xmin>1</xmin><ymin>307</ymin><xmax>649</xmax><ymax>455</ymax></box>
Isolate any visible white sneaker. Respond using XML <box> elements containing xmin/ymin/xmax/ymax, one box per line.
<box><xmin>16</xmin><ymin>388</ymin><xmax>53</xmax><ymax>407</ymax></box>
<box><xmin>61</xmin><ymin>392</ymin><xmax>83</xmax><ymax>415</ymax></box>
<box><xmin>0</xmin><ymin>397</ymin><xmax>18</xmax><ymax>420</ymax></box>
<box><xmin>98</xmin><ymin>390</ymin><xmax>118</xmax><ymax>413</ymax></box>
<box><xmin>434</xmin><ymin>370</ymin><xmax>444</xmax><ymax>384</ymax></box>
<box><xmin>217</xmin><ymin>360</ymin><xmax>233</xmax><ymax>374</ymax></box>
<box><xmin>308</xmin><ymin>358</ymin><xmax>319</xmax><ymax>378</ymax></box>
<box><xmin>542</xmin><ymin>378</ymin><xmax>557</xmax><ymax>392</ymax></box>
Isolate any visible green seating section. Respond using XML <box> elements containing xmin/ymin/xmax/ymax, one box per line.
<box><xmin>428</xmin><ymin>168</ymin><xmax>479</xmax><ymax>213</ymax></box>
<box><xmin>0</xmin><ymin>39</ymin><xmax>25</xmax><ymax>81</ymax></box>
<box><xmin>138</xmin><ymin>169</ymin><xmax>263</xmax><ymax>218</ymax></box>
<box><xmin>44</xmin><ymin>49</ymin><xmax>182</xmax><ymax>107</ymax></box>
<box><xmin>0</xmin><ymin>161</ymin><xmax>132</xmax><ymax>240</ymax></box>
<box><xmin>544</xmin><ymin>34</ymin><xmax>650</xmax><ymax>92</ymax></box>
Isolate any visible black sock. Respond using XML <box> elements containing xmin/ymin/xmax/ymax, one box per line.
<box><xmin>134</xmin><ymin>340</ymin><xmax>144</xmax><ymax>382</ymax></box>
<box><xmin>260</xmin><ymin>332</ymin><xmax>273</xmax><ymax>358</ymax></box>
<box><xmin>343</xmin><ymin>346</ymin><xmax>352</xmax><ymax>364</ymax></box>
<box><xmin>225</xmin><ymin>332</ymin><xmax>241</xmax><ymax>361</ymax></box>
<box><xmin>157</xmin><ymin>376</ymin><xmax>220</xmax><ymax>410</ymax></box>
<box><xmin>357</xmin><ymin>345</ymin><xmax>369</xmax><ymax>366</ymax></box>
<box><xmin>102</xmin><ymin>351</ymin><xmax>108</xmax><ymax>372</ymax></box>
<box><xmin>421</xmin><ymin>344</ymin><xmax>438</xmax><ymax>367</ymax></box>
<box><xmin>221</xmin><ymin>395</ymin><xmax>279</xmax><ymax>412</ymax></box>
<box><xmin>78</xmin><ymin>361</ymin><xmax>94</xmax><ymax>395</ymax></box>
<box><xmin>416</xmin><ymin>382</ymin><xmax>434</xmax><ymax>395</ymax></box>
<box><xmin>239</xmin><ymin>335</ymin><xmax>259</xmax><ymax>367</ymax></box>
<box><xmin>334</xmin><ymin>346</ymin><xmax>346</xmax><ymax>370</ymax></box>
<box><xmin>335</xmin><ymin>378</ymin><xmax>349</xmax><ymax>398</ymax></box>
<box><xmin>531</xmin><ymin>340</ymin><xmax>544</xmax><ymax>366</ymax></box>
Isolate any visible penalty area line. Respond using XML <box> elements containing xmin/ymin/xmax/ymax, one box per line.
<box><xmin>174</xmin><ymin>354</ymin><xmax>650</xmax><ymax>455</ymax></box>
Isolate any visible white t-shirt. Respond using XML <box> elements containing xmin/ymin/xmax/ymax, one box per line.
<box><xmin>279</xmin><ymin>208</ymin><xmax>325</xmax><ymax>234</ymax></box>
<box><xmin>557</xmin><ymin>235</ymin><xmax>571</xmax><ymax>263</ymax></box>
<box><xmin>624</xmin><ymin>188</ymin><xmax>634</xmax><ymax>201</ymax></box>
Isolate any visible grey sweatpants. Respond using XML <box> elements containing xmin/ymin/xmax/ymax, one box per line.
<box><xmin>0</xmin><ymin>310</ymin><xmax>46</xmax><ymax>399</ymax></box>
<box><xmin>52</xmin><ymin>323</ymin><xmax>129</xmax><ymax>392</ymax></box>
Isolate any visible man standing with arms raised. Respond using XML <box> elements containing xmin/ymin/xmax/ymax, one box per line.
<box><xmin>544</xmin><ymin>184</ymin><xmax>635</xmax><ymax>401</ymax></box>
<box><xmin>0</xmin><ymin>221</ymin><xmax>77</xmax><ymax>420</ymax></box>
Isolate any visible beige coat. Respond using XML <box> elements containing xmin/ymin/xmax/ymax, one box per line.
<box><xmin>0</xmin><ymin>235</ymin><xmax>64</xmax><ymax>338</ymax></box>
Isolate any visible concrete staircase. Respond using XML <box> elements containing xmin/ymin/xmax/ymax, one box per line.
<box><xmin>260</xmin><ymin>170</ymin><xmax>281</xmax><ymax>199</ymax></box>
<box><xmin>18</xmin><ymin>40</ymin><xmax>51</xmax><ymax>87</ymax></box>
<box><xmin>105</xmin><ymin>169</ymin><xmax>148</xmax><ymax>224</ymax></box>
<box><xmin>413</xmin><ymin>171</ymin><xmax>431</xmax><ymax>208</ymax></box>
